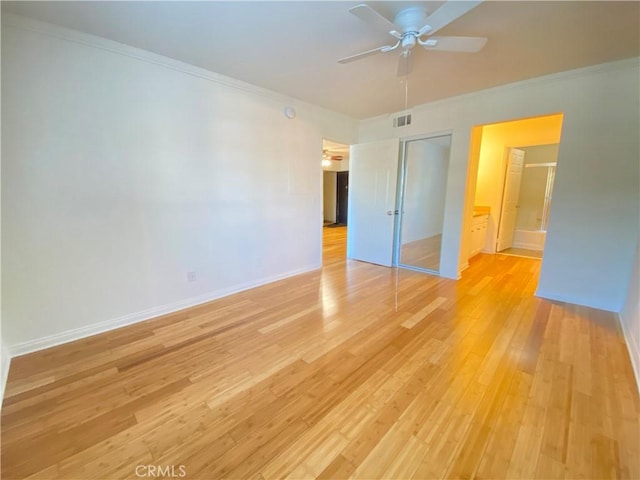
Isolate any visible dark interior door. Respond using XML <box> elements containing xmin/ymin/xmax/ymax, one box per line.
<box><xmin>336</xmin><ymin>171</ymin><xmax>349</xmax><ymax>225</ymax></box>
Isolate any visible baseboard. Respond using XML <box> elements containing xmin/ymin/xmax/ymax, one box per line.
<box><xmin>8</xmin><ymin>264</ymin><xmax>320</xmax><ymax>358</ymax></box>
<box><xmin>536</xmin><ymin>290</ymin><xmax>639</xmax><ymax>395</ymax></box>
<box><xmin>458</xmin><ymin>261</ymin><xmax>470</xmax><ymax>279</ymax></box>
<box><xmin>618</xmin><ymin>313</ymin><xmax>640</xmax><ymax>396</ymax></box>
<box><xmin>1</xmin><ymin>344</ymin><xmax>11</xmax><ymax>408</ymax></box>
<box><xmin>534</xmin><ymin>289</ymin><xmax>618</xmax><ymax>313</ymax></box>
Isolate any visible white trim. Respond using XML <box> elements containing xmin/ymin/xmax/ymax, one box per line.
<box><xmin>1</xmin><ymin>344</ymin><xmax>11</xmax><ymax>407</ymax></box>
<box><xmin>458</xmin><ymin>261</ymin><xmax>469</xmax><ymax>279</ymax></box>
<box><xmin>618</xmin><ymin>313</ymin><xmax>640</xmax><ymax>396</ymax></box>
<box><xmin>535</xmin><ymin>294</ymin><xmax>640</xmax><ymax>395</ymax></box>
<box><xmin>8</xmin><ymin>264</ymin><xmax>320</xmax><ymax>358</ymax></box>
<box><xmin>535</xmin><ymin>289</ymin><xmax>618</xmax><ymax>314</ymax></box>
<box><xmin>1</xmin><ymin>13</ymin><xmax>355</xmax><ymax>124</ymax></box>
<box><xmin>363</xmin><ymin>57</ymin><xmax>640</xmax><ymax>125</ymax></box>
<box><xmin>525</xmin><ymin>162</ymin><xmax>557</xmax><ymax>168</ymax></box>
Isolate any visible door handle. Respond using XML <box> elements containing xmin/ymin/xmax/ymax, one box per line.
<box><xmin>386</xmin><ymin>210</ymin><xmax>399</xmax><ymax>215</ymax></box>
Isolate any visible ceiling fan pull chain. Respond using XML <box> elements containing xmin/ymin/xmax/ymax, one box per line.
<box><xmin>405</xmin><ymin>76</ymin><xmax>409</xmax><ymax>111</ymax></box>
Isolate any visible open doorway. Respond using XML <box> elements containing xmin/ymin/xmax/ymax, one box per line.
<box><xmin>498</xmin><ymin>144</ymin><xmax>559</xmax><ymax>258</ymax></box>
<box><xmin>467</xmin><ymin>113</ymin><xmax>564</xmax><ymax>262</ymax></box>
<box><xmin>322</xmin><ymin>139</ymin><xmax>350</xmax><ymax>263</ymax></box>
<box><xmin>322</xmin><ymin>139</ymin><xmax>350</xmax><ymax>227</ymax></box>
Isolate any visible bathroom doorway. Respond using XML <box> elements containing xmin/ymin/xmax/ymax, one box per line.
<box><xmin>469</xmin><ymin>113</ymin><xmax>564</xmax><ymax>261</ymax></box>
<box><xmin>497</xmin><ymin>144</ymin><xmax>559</xmax><ymax>258</ymax></box>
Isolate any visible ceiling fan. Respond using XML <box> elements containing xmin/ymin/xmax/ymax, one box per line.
<box><xmin>339</xmin><ymin>1</ymin><xmax>488</xmax><ymax>76</ymax></box>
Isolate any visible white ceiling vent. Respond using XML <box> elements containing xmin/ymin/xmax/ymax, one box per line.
<box><xmin>393</xmin><ymin>113</ymin><xmax>412</xmax><ymax>128</ymax></box>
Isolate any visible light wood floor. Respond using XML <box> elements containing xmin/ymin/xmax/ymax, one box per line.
<box><xmin>2</xmin><ymin>226</ymin><xmax>638</xmax><ymax>479</ymax></box>
<box><xmin>499</xmin><ymin>247</ymin><xmax>544</xmax><ymax>260</ymax></box>
<box><xmin>399</xmin><ymin>234</ymin><xmax>443</xmax><ymax>271</ymax></box>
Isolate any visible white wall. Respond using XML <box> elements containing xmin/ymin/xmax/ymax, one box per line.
<box><xmin>401</xmin><ymin>140</ymin><xmax>448</xmax><ymax>243</ymax></box>
<box><xmin>0</xmin><ymin>9</ymin><xmax>8</xmax><ymax>405</ymax></box>
<box><xmin>1</xmin><ymin>15</ymin><xmax>357</xmax><ymax>354</ymax></box>
<box><xmin>359</xmin><ymin>58</ymin><xmax>639</xmax><ymax>313</ymax></box>
<box><xmin>620</xmin><ymin>239</ymin><xmax>640</xmax><ymax>392</ymax></box>
<box><xmin>323</xmin><ymin>171</ymin><xmax>337</xmax><ymax>223</ymax></box>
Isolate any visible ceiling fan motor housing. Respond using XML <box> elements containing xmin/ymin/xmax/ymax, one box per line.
<box><xmin>395</xmin><ymin>7</ymin><xmax>429</xmax><ymax>52</ymax></box>
<box><xmin>394</xmin><ymin>7</ymin><xmax>428</xmax><ymax>34</ymax></box>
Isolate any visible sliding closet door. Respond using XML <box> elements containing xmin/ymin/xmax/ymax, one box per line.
<box><xmin>398</xmin><ymin>135</ymin><xmax>451</xmax><ymax>273</ymax></box>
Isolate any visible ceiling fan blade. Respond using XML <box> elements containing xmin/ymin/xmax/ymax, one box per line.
<box><xmin>397</xmin><ymin>52</ymin><xmax>413</xmax><ymax>77</ymax></box>
<box><xmin>420</xmin><ymin>36</ymin><xmax>488</xmax><ymax>53</ymax></box>
<box><xmin>338</xmin><ymin>42</ymin><xmax>400</xmax><ymax>64</ymax></box>
<box><xmin>349</xmin><ymin>4</ymin><xmax>402</xmax><ymax>38</ymax></box>
<box><xmin>420</xmin><ymin>1</ymin><xmax>484</xmax><ymax>36</ymax></box>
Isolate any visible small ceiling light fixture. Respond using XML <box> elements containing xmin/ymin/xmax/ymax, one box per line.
<box><xmin>322</xmin><ymin>159</ymin><xmax>331</xmax><ymax>167</ymax></box>
<box><xmin>322</xmin><ymin>149</ymin><xmax>344</xmax><ymax>162</ymax></box>
<box><xmin>283</xmin><ymin>106</ymin><xmax>296</xmax><ymax>119</ymax></box>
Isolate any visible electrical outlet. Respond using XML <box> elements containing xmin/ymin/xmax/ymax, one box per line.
<box><xmin>187</xmin><ymin>271</ymin><xmax>196</xmax><ymax>282</ymax></box>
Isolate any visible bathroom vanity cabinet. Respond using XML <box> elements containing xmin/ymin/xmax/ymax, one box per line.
<box><xmin>470</xmin><ymin>212</ymin><xmax>489</xmax><ymax>257</ymax></box>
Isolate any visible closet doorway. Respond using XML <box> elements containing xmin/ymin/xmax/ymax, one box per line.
<box><xmin>347</xmin><ymin>133</ymin><xmax>451</xmax><ymax>276</ymax></box>
<box><xmin>396</xmin><ymin>134</ymin><xmax>451</xmax><ymax>273</ymax></box>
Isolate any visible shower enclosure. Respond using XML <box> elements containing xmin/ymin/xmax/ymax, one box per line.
<box><xmin>513</xmin><ymin>160</ymin><xmax>556</xmax><ymax>251</ymax></box>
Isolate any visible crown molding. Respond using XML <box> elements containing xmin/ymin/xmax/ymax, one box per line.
<box><xmin>362</xmin><ymin>56</ymin><xmax>640</xmax><ymax>124</ymax></box>
<box><xmin>1</xmin><ymin>13</ymin><xmax>356</xmax><ymax>124</ymax></box>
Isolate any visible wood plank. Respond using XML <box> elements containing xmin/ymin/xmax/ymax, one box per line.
<box><xmin>1</xmin><ymin>226</ymin><xmax>637</xmax><ymax>480</ymax></box>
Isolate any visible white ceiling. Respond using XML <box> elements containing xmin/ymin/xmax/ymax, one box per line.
<box><xmin>3</xmin><ymin>1</ymin><xmax>639</xmax><ymax>119</ymax></box>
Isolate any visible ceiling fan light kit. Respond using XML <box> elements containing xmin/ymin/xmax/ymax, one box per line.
<box><xmin>339</xmin><ymin>1</ymin><xmax>488</xmax><ymax>76</ymax></box>
<box><xmin>323</xmin><ymin>149</ymin><xmax>344</xmax><ymax>161</ymax></box>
